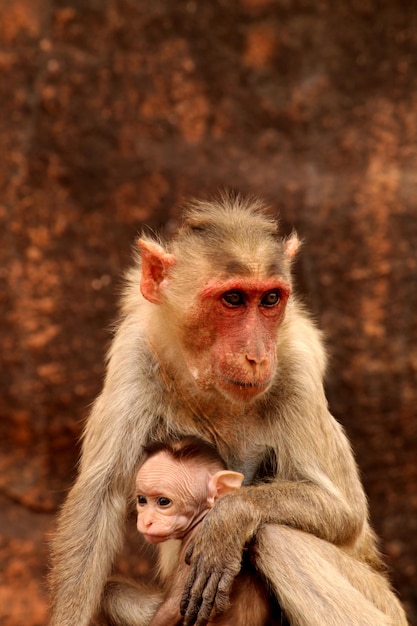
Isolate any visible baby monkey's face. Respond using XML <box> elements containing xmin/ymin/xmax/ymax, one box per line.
<box><xmin>135</xmin><ymin>451</ymin><xmax>211</xmax><ymax>544</ymax></box>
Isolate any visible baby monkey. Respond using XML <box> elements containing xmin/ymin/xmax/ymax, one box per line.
<box><xmin>135</xmin><ymin>438</ymin><xmax>283</xmax><ymax>626</ymax></box>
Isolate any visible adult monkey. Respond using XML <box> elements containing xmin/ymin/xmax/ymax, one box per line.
<box><xmin>49</xmin><ymin>194</ymin><xmax>408</xmax><ymax>626</ymax></box>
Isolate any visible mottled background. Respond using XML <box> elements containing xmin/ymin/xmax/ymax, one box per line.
<box><xmin>1</xmin><ymin>0</ymin><xmax>416</xmax><ymax>624</ymax></box>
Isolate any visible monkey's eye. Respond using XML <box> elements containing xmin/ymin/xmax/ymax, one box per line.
<box><xmin>260</xmin><ymin>290</ymin><xmax>281</xmax><ymax>307</ymax></box>
<box><xmin>157</xmin><ymin>497</ymin><xmax>172</xmax><ymax>507</ymax></box>
<box><xmin>137</xmin><ymin>495</ymin><xmax>147</xmax><ymax>506</ymax></box>
<box><xmin>222</xmin><ymin>291</ymin><xmax>245</xmax><ymax>307</ymax></box>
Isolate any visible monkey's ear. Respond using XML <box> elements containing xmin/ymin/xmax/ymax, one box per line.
<box><xmin>285</xmin><ymin>232</ymin><xmax>301</xmax><ymax>260</ymax></box>
<box><xmin>138</xmin><ymin>239</ymin><xmax>175</xmax><ymax>304</ymax></box>
<box><xmin>207</xmin><ymin>471</ymin><xmax>244</xmax><ymax>504</ymax></box>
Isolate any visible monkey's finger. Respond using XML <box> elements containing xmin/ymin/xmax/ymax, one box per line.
<box><xmin>182</xmin><ymin>571</ymin><xmax>220</xmax><ymax>626</ymax></box>
<box><xmin>180</xmin><ymin>562</ymin><xmax>197</xmax><ymax>614</ymax></box>
<box><xmin>194</xmin><ymin>573</ymin><xmax>223</xmax><ymax>626</ymax></box>
<box><xmin>212</xmin><ymin>571</ymin><xmax>235</xmax><ymax>615</ymax></box>
<box><xmin>180</xmin><ymin>564</ymin><xmax>207</xmax><ymax>620</ymax></box>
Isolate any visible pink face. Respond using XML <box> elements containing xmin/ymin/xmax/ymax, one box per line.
<box><xmin>135</xmin><ymin>452</ymin><xmax>210</xmax><ymax>544</ymax></box>
<box><xmin>180</xmin><ymin>277</ymin><xmax>290</xmax><ymax>402</ymax></box>
<box><xmin>138</xmin><ymin>237</ymin><xmax>293</xmax><ymax>403</ymax></box>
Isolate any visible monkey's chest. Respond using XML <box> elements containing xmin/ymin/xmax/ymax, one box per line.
<box><xmin>154</xmin><ymin>406</ymin><xmax>276</xmax><ymax>485</ymax></box>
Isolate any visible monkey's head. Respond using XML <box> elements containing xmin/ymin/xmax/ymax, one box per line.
<box><xmin>135</xmin><ymin>447</ymin><xmax>243</xmax><ymax>544</ymax></box>
<box><xmin>139</xmin><ymin>194</ymin><xmax>299</xmax><ymax>404</ymax></box>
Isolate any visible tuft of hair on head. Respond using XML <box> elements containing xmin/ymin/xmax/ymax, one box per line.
<box><xmin>164</xmin><ymin>191</ymin><xmax>291</xmax><ymax>281</ymax></box>
<box><xmin>177</xmin><ymin>191</ymin><xmax>279</xmax><ymax>243</ymax></box>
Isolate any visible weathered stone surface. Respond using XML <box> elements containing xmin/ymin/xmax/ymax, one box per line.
<box><xmin>1</xmin><ymin>1</ymin><xmax>416</xmax><ymax>623</ymax></box>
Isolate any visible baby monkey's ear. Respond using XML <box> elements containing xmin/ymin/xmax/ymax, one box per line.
<box><xmin>207</xmin><ymin>470</ymin><xmax>244</xmax><ymax>505</ymax></box>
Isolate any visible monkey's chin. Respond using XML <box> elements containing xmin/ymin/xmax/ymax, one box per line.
<box><xmin>220</xmin><ymin>377</ymin><xmax>271</xmax><ymax>402</ymax></box>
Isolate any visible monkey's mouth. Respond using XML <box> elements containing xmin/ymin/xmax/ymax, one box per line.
<box><xmin>224</xmin><ymin>377</ymin><xmax>271</xmax><ymax>395</ymax></box>
<box><xmin>228</xmin><ymin>379</ymin><xmax>268</xmax><ymax>388</ymax></box>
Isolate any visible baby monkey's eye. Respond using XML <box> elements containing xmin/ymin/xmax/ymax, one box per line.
<box><xmin>157</xmin><ymin>497</ymin><xmax>172</xmax><ymax>507</ymax></box>
<box><xmin>137</xmin><ymin>495</ymin><xmax>147</xmax><ymax>505</ymax></box>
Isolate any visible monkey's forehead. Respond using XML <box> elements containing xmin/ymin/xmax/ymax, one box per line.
<box><xmin>170</xmin><ymin>199</ymin><xmax>291</xmax><ymax>270</ymax></box>
<box><xmin>136</xmin><ymin>452</ymin><xmax>209</xmax><ymax>498</ymax></box>
<box><xmin>168</xmin><ymin>245</ymin><xmax>293</xmax><ymax>292</ymax></box>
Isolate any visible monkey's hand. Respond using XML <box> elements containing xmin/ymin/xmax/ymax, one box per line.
<box><xmin>180</xmin><ymin>493</ymin><xmax>258</xmax><ymax>626</ymax></box>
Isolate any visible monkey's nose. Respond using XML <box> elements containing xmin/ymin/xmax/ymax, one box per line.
<box><xmin>246</xmin><ymin>354</ymin><xmax>263</xmax><ymax>365</ymax></box>
<box><xmin>245</xmin><ymin>352</ymin><xmax>268</xmax><ymax>372</ymax></box>
<box><xmin>137</xmin><ymin>516</ymin><xmax>151</xmax><ymax>532</ymax></box>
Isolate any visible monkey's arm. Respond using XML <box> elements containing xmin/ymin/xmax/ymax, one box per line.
<box><xmin>49</xmin><ymin>330</ymin><xmax>160</xmax><ymax>626</ymax></box>
<box><xmin>181</xmin><ymin>485</ymin><xmax>358</xmax><ymax>626</ymax></box>
<box><xmin>98</xmin><ymin>577</ymin><xmax>164</xmax><ymax>626</ymax></box>
<box><xmin>181</xmin><ymin>416</ymin><xmax>368</xmax><ymax>626</ymax></box>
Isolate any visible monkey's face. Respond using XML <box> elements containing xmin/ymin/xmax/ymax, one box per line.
<box><xmin>179</xmin><ymin>276</ymin><xmax>290</xmax><ymax>403</ymax></box>
<box><xmin>135</xmin><ymin>452</ymin><xmax>210</xmax><ymax>544</ymax></box>
<box><xmin>139</xmin><ymin>235</ymin><xmax>293</xmax><ymax>404</ymax></box>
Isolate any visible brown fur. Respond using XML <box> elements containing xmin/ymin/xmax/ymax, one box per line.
<box><xmin>49</xmin><ymin>193</ymin><xmax>408</xmax><ymax>626</ymax></box>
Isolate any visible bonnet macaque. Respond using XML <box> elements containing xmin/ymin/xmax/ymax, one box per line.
<box><xmin>135</xmin><ymin>438</ymin><xmax>280</xmax><ymax>626</ymax></box>
<box><xmin>49</xmin><ymin>194</ymin><xmax>408</xmax><ymax>626</ymax></box>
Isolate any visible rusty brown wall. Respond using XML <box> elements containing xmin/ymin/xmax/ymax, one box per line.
<box><xmin>0</xmin><ymin>1</ymin><xmax>416</xmax><ymax>624</ymax></box>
